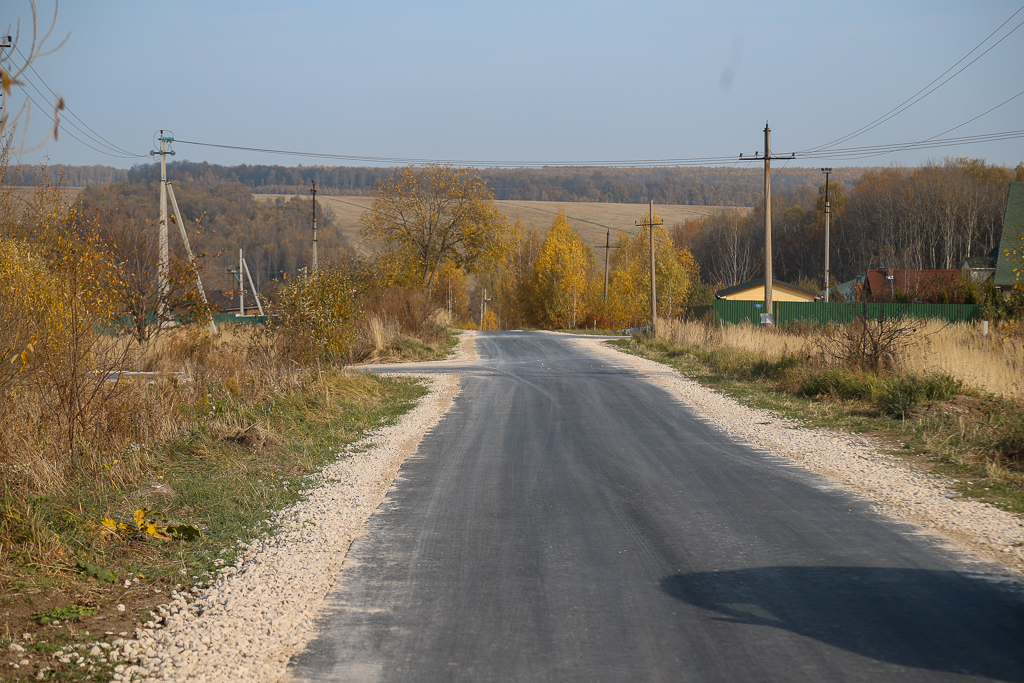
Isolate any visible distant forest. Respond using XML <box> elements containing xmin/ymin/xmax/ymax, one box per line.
<box><xmin>12</xmin><ymin>161</ymin><xmax>873</xmax><ymax>207</ymax></box>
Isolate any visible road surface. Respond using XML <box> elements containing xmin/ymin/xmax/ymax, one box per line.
<box><xmin>289</xmin><ymin>331</ymin><xmax>1024</xmax><ymax>682</ymax></box>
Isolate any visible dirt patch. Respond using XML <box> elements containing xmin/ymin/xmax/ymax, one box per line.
<box><xmin>913</xmin><ymin>395</ymin><xmax>988</xmax><ymax>421</ymax></box>
<box><xmin>1</xmin><ymin>577</ymin><xmax>175</xmax><ymax>679</ymax></box>
<box><xmin>225</xmin><ymin>424</ymin><xmax>283</xmax><ymax>453</ymax></box>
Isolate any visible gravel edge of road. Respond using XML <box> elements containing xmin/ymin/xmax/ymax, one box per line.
<box><xmin>106</xmin><ymin>333</ymin><xmax>477</xmax><ymax>683</ymax></box>
<box><xmin>577</xmin><ymin>337</ymin><xmax>1024</xmax><ymax>575</ymax></box>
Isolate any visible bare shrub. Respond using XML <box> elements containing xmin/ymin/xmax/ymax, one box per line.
<box><xmin>813</xmin><ymin>311</ymin><xmax>918</xmax><ymax>374</ymax></box>
<box><xmin>363</xmin><ymin>286</ymin><xmax>441</xmax><ymax>340</ymax></box>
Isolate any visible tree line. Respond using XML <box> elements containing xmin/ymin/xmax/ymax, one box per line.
<box><xmin>677</xmin><ymin>157</ymin><xmax>1024</xmax><ymax>291</ymax></box>
<box><xmin>76</xmin><ymin>179</ymin><xmax>342</xmax><ymax>292</ymax></box>
<box><xmin>15</xmin><ymin>160</ymin><xmax>870</xmax><ymax>207</ymax></box>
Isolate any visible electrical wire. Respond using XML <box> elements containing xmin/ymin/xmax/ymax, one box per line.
<box><xmin>172</xmin><ymin>138</ymin><xmax>746</xmax><ymax>169</ymax></box>
<box><xmin>798</xmin><ymin>128</ymin><xmax>1024</xmax><ymax>161</ymax></box>
<box><xmin>16</xmin><ymin>68</ymin><xmax>143</xmax><ymax>159</ymax></box>
<box><xmin>12</xmin><ymin>45</ymin><xmax>147</xmax><ymax>159</ymax></box>
<box><xmin>15</xmin><ymin>86</ymin><xmax>142</xmax><ymax>160</ymax></box>
<box><xmin>802</xmin><ymin>4</ymin><xmax>1024</xmax><ymax>154</ymax></box>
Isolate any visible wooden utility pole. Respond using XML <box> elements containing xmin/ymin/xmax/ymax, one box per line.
<box><xmin>597</xmin><ymin>229</ymin><xmax>620</xmax><ymax>305</ymax></box>
<box><xmin>751</xmin><ymin>123</ymin><xmax>794</xmax><ymax>325</ymax></box>
<box><xmin>763</xmin><ymin>125</ymin><xmax>773</xmax><ymax>323</ymax></box>
<box><xmin>636</xmin><ymin>201</ymin><xmax>663</xmax><ymax>336</ymax></box>
<box><xmin>310</xmin><ymin>180</ymin><xmax>319</xmax><ymax>273</ymax></box>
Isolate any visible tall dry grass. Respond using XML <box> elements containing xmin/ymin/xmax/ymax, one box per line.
<box><xmin>0</xmin><ymin>324</ymin><xmax>302</xmax><ymax>501</ymax></box>
<box><xmin>655</xmin><ymin>317</ymin><xmax>1024</xmax><ymax>399</ymax></box>
<box><xmin>902</xmin><ymin>320</ymin><xmax>1024</xmax><ymax>399</ymax></box>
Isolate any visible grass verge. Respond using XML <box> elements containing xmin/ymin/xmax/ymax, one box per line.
<box><xmin>0</xmin><ymin>368</ymin><xmax>428</xmax><ymax>682</ymax></box>
<box><xmin>610</xmin><ymin>337</ymin><xmax>1024</xmax><ymax>516</ymax></box>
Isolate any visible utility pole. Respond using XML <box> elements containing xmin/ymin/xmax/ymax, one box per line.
<box><xmin>310</xmin><ymin>180</ymin><xmax>318</xmax><ymax>273</ymax></box>
<box><xmin>238</xmin><ymin>248</ymin><xmax>245</xmax><ymax>316</ymax></box>
<box><xmin>746</xmin><ymin>123</ymin><xmax>795</xmax><ymax>325</ymax></box>
<box><xmin>479</xmin><ymin>288</ymin><xmax>492</xmax><ymax>327</ymax></box>
<box><xmin>596</xmin><ymin>228</ymin><xmax>620</xmax><ymax>305</ymax></box>
<box><xmin>0</xmin><ymin>37</ymin><xmax>11</xmax><ymax>127</ymax></box>
<box><xmin>0</xmin><ymin>37</ymin><xmax>11</xmax><ymax>128</ymax></box>
<box><xmin>150</xmin><ymin>131</ymin><xmax>175</xmax><ymax>310</ymax></box>
<box><xmin>821</xmin><ymin>168</ymin><xmax>832</xmax><ymax>302</ymax></box>
<box><xmin>636</xmin><ymin>201</ymin><xmax>663</xmax><ymax>336</ymax></box>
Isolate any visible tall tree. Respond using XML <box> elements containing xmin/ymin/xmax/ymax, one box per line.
<box><xmin>361</xmin><ymin>164</ymin><xmax>511</xmax><ymax>294</ymax></box>
<box><xmin>532</xmin><ymin>212</ymin><xmax>599</xmax><ymax>329</ymax></box>
<box><xmin>606</xmin><ymin>212</ymin><xmax>698</xmax><ymax>328</ymax></box>
<box><xmin>497</xmin><ymin>219</ymin><xmax>543</xmax><ymax>329</ymax></box>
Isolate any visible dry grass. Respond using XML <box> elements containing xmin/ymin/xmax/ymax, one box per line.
<box><xmin>902</xmin><ymin>321</ymin><xmax>1024</xmax><ymax>399</ymax></box>
<box><xmin>0</xmin><ymin>324</ymin><xmax>299</xmax><ymax>502</ymax></box>
<box><xmin>655</xmin><ymin>317</ymin><xmax>1024</xmax><ymax>399</ymax></box>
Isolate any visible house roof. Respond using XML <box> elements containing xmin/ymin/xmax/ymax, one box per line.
<box><xmin>865</xmin><ymin>269</ymin><xmax>959</xmax><ymax>295</ymax></box>
<box><xmin>822</xmin><ymin>275</ymin><xmax>864</xmax><ymax>300</ymax></box>
<box><xmin>715</xmin><ymin>277</ymin><xmax>818</xmax><ymax>298</ymax></box>
<box><xmin>963</xmin><ymin>255</ymin><xmax>997</xmax><ymax>270</ymax></box>
<box><xmin>995</xmin><ymin>182</ymin><xmax>1024</xmax><ymax>287</ymax></box>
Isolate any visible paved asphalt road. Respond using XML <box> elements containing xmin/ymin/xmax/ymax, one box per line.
<box><xmin>290</xmin><ymin>332</ymin><xmax>1024</xmax><ymax>682</ymax></box>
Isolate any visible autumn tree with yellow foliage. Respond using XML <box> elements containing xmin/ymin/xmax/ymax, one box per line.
<box><xmin>361</xmin><ymin>164</ymin><xmax>512</xmax><ymax>295</ymax></box>
<box><xmin>605</xmin><ymin>211</ymin><xmax>698</xmax><ymax>329</ymax></box>
<box><xmin>531</xmin><ymin>212</ymin><xmax>600</xmax><ymax>329</ymax></box>
<box><xmin>496</xmin><ymin>219</ymin><xmax>543</xmax><ymax>329</ymax></box>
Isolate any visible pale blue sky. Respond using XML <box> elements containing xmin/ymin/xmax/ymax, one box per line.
<box><xmin>6</xmin><ymin>0</ymin><xmax>1024</xmax><ymax>170</ymax></box>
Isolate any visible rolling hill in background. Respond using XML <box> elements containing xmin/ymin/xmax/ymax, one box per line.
<box><xmin>253</xmin><ymin>194</ymin><xmax>751</xmax><ymax>252</ymax></box>
<box><xmin>13</xmin><ymin>161</ymin><xmax>866</xmax><ymax>208</ymax></box>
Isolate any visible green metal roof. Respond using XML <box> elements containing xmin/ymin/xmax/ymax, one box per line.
<box><xmin>995</xmin><ymin>182</ymin><xmax>1024</xmax><ymax>287</ymax></box>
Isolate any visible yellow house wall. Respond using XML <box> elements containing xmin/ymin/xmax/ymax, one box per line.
<box><xmin>721</xmin><ymin>286</ymin><xmax>816</xmax><ymax>302</ymax></box>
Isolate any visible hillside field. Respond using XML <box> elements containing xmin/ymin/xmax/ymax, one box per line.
<box><xmin>253</xmin><ymin>194</ymin><xmax>751</xmax><ymax>253</ymax></box>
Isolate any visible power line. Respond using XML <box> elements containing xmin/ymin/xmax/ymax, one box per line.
<box><xmin>802</xmin><ymin>4</ymin><xmax>1024</xmax><ymax>154</ymax></box>
<box><xmin>799</xmin><ymin>128</ymin><xmax>1024</xmax><ymax>161</ymax></box>
<box><xmin>11</xmin><ymin>45</ymin><xmax>147</xmax><ymax>159</ymax></box>
<box><xmin>172</xmin><ymin>138</ymin><xmax>745</xmax><ymax>168</ymax></box>
<box><xmin>15</xmin><ymin>86</ymin><xmax>142</xmax><ymax>160</ymax></box>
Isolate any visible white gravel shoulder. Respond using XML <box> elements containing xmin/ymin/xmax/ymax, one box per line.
<box><xmin>108</xmin><ymin>332</ymin><xmax>478</xmax><ymax>682</ymax></box>
<box><xmin>577</xmin><ymin>337</ymin><xmax>1024</xmax><ymax>574</ymax></box>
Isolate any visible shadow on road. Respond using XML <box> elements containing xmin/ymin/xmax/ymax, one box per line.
<box><xmin>662</xmin><ymin>566</ymin><xmax>1024</xmax><ymax>682</ymax></box>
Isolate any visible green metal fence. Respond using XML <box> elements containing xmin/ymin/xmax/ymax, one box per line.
<box><xmin>710</xmin><ymin>300</ymin><xmax>766</xmax><ymax>325</ymax></box>
<box><xmin>703</xmin><ymin>300</ymin><xmax>981</xmax><ymax>326</ymax></box>
<box><xmin>773</xmin><ymin>302</ymin><xmax>980</xmax><ymax>326</ymax></box>
<box><xmin>212</xmin><ymin>313</ymin><xmax>270</xmax><ymax>326</ymax></box>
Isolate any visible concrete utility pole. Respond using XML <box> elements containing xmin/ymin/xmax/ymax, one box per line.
<box><xmin>152</xmin><ymin>131</ymin><xmax>175</xmax><ymax>307</ymax></box>
<box><xmin>238</xmin><ymin>248</ymin><xmax>245</xmax><ymax>316</ymax></box>
<box><xmin>821</xmin><ymin>168</ymin><xmax>832</xmax><ymax>302</ymax></box>
<box><xmin>480</xmin><ymin>288</ymin><xmax>492</xmax><ymax>327</ymax></box>
<box><xmin>311</xmin><ymin>180</ymin><xmax>318</xmax><ymax>273</ymax></box>
<box><xmin>635</xmin><ymin>201</ymin><xmax>663</xmax><ymax>336</ymax></box>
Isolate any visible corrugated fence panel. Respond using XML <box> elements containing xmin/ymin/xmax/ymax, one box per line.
<box><xmin>774</xmin><ymin>302</ymin><xmax>980</xmax><ymax>326</ymax></box>
<box><xmin>712</xmin><ymin>300</ymin><xmax>764</xmax><ymax>325</ymax></box>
